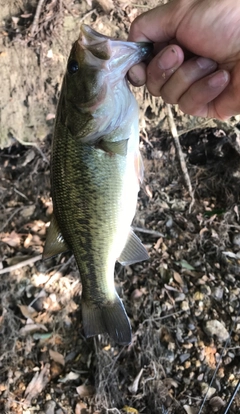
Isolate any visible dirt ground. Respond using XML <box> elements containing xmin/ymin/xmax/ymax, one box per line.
<box><xmin>1</xmin><ymin>1</ymin><xmax>240</xmax><ymax>414</ymax></box>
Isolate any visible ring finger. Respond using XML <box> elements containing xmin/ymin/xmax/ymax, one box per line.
<box><xmin>159</xmin><ymin>56</ymin><xmax>218</xmax><ymax>103</ymax></box>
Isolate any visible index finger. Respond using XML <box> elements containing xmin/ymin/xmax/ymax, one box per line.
<box><xmin>128</xmin><ymin>1</ymin><xmax>181</xmax><ymax>43</ymax></box>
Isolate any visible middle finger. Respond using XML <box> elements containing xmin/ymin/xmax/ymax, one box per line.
<box><xmin>160</xmin><ymin>57</ymin><xmax>218</xmax><ymax>103</ymax></box>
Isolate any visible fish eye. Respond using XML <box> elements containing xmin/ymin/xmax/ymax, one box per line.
<box><xmin>67</xmin><ymin>59</ymin><xmax>79</xmax><ymax>75</ymax></box>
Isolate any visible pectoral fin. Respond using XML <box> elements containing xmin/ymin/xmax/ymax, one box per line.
<box><xmin>118</xmin><ymin>229</ymin><xmax>149</xmax><ymax>266</ymax></box>
<box><xmin>98</xmin><ymin>139</ymin><xmax>128</xmax><ymax>156</ymax></box>
<box><xmin>42</xmin><ymin>214</ymin><xmax>70</xmax><ymax>259</ymax></box>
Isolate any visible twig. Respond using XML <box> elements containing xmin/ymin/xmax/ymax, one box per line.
<box><xmin>14</xmin><ymin>188</ymin><xmax>29</xmax><ymax>201</ymax></box>
<box><xmin>14</xmin><ymin>136</ymin><xmax>49</xmax><ymax>164</ymax></box>
<box><xmin>44</xmin><ymin>255</ymin><xmax>73</xmax><ymax>287</ymax></box>
<box><xmin>79</xmin><ymin>9</ymin><xmax>97</xmax><ymax>24</ymax></box>
<box><xmin>223</xmin><ymin>380</ymin><xmax>240</xmax><ymax>414</ymax></box>
<box><xmin>166</xmin><ymin>104</ymin><xmax>195</xmax><ymax>212</ymax></box>
<box><xmin>0</xmin><ymin>255</ymin><xmax>42</xmax><ymax>275</ymax></box>
<box><xmin>0</xmin><ymin>207</ymin><xmax>24</xmax><ymax>232</ymax></box>
<box><xmin>131</xmin><ymin>3</ymin><xmax>150</xmax><ymax>7</ymax></box>
<box><xmin>142</xmin><ymin>310</ymin><xmax>184</xmax><ymax>324</ymax></box>
<box><xmin>132</xmin><ymin>226</ymin><xmax>164</xmax><ymax>238</ymax></box>
<box><xmin>62</xmin><ymin>0</ymin><xmax>76</xmax><ymax>17</ymax></box>
<box><xmin>31</xmin><ymin>0</ymin><xmax>45</xmax><ymax>37</ymax></box>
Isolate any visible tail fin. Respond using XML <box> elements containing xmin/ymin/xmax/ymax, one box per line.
<box><xmin>81</xmin><ymin>293</ymin><xmax>132</xmax><ymax>345</ymax></box>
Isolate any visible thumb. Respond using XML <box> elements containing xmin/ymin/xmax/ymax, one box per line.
<box><xmin>128</xmin><ymin>1</ymin><xmax>184</xmax><ymax>43</ymax></box>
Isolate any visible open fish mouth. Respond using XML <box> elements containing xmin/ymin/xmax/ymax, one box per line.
<box><xmin>78</xmin><ymin>24</ymin><xmax>153</xmax><ymax>75</ymax></box>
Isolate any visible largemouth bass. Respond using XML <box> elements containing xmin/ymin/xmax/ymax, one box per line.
<box><xmin>43</xmin><ymin>25</ymin><xmax>152</xmax><ymax>345</ymax></box>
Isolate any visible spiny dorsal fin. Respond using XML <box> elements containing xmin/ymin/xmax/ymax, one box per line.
<box><xmin>118</xmin><ymin>228</ymin><xmax>149</xmax><ymax>266</ymax></box>
<box><xmin>43</xmin><ymin>214</ymin><xmax>69</xmax><ymax>259</ymax></box>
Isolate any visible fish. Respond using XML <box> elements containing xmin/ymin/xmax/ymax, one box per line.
<box><xmin>43</xmin><ymin>24</ymin><xmax>152</xmax><ymax>345</ymax></box>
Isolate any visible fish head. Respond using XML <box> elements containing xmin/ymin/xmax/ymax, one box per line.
<box><xmin>61</xmin><ymin>25</ymin><xmax>152</xmax><ymax>139</ymax></box>
<box><xmin>65</xmin><ymin>24</ymin><xmax>152</xmax><ymax>105</ymax></box>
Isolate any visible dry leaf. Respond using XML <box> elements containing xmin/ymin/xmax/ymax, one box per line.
<box><xmin>183</xmin><ymin>406</ymin><xmax>198</xmax><ymax>414</ymax></box>
<box><xmin>58</xmin><ymin>371</ymin><xmax>79</xmax><ymax>383</ymax></box>
<box><xmin>75</xmin><ymin>402</ymin><xmax>88</xmax><ymax>414</ymax></box>
<box><xmin>11</xmin><ymin>16</ymin><xmax>20</xmax><ymax>25</ymax></box>
<box><xmin>128</xmin><ymin>368</ymin><xmax>144</xmax><ymax>394</ymax></box>
<box><xmin>145</xmin><ymin>184</ymin><xmax>153</xmax><ymax>199</ymax></box>
<box><xmin>76</xmin><ymin>384</ymin><xmax>95</xmax><ymax>397</ymax></box>
<box><xmin>0</xmin><ymin>383</ymin><xmax>7</xmax><ymax>392</ymax></box>
<box><xmin>20</xmin><ymin>205</ymin><xmax>36</xmax><ymax>218</ymax></box>
<box><xmin>204</xmin><ymin>346</ymin><xmax>217</xmax><ymax>368</ymax></box>
<box><xmin>163</xmin><ymin>378</ymin><xmax>178</xmax><ymax>389</ymax></box>
<box><xmin>97</xmin><ymin>0</ymin><xmax>114</xmax><ymax>12</ymax></box>
<box><xmin>2</xmin><ymin>231</ymin><xmax>21</xmax><ymax>247</ymax></box>
<box><xmin>173</xmin><ymin>271</ymin><xmax>184</xmax><ymax>285</ymax></box>
<box><xmin>49</xmin><ymin>349</ymin><xmax>65</xmax><ymax>366</ymax></box>
<box><xmin>19</xmin><ymin>323</ymin><xmax>48</xmax><ymax>335</ymax></box>
<box><xmin>24</xmin><ymin>363</ymin><xmax>50</xmax><ymax>405</ymax></box>
<box><xmin>18</xmin><ymin>305</ymin><xmax>37</xmax><ymax>320</ymax></box>
<box><xmin>50</xmin><ymin>361</ymin><xmax>63</xmax><ymax>379</ymax></box>
<box><xmin>131</xmin><ymin>289</ymin><xmax>143</xmax><ymax>301</ymax></box>
<box><xmin>24</xmin><ymin>233</ymin><xmax>33</xmax><ymax>248</ymax></box>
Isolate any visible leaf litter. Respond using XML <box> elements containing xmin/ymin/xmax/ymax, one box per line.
<box><xmin>1</xmin><ymin>1</ymin><xmax>240</xmax><ymax>414</ymax></box>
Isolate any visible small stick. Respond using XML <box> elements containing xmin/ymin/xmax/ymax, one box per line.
<box><xmin>0</xmin><ymin>207</ymin><xmax>24</xmax><ymax>232</ymax></box>
<box><xmin>223</xmin><ymin>379</ymin><xmax>240</xmax><ymax>414</ymax></box>
<box><xmin>166</xmin><ymin>104</ymin><xmax>195</xmax><ymax>212</ymax></box>
<box><xmin>30</xmin><ymin>0</ymin><xmax>45</xmax><ymax>37</ymax></box>
<box><xmin>132</xmin><ymin>226</ymin><xmax>164</xmax><ymax>238</ymax></box>
<box><xmin>15</xmin><ymin>136</ymin><xmax>49</xmax><ymax>164</ymax></box>
<box><xmin>0</xmin><ymin>255</ymin><xmax>42</xmax><ymax>275</ymax></box>
<box><xmin>79</xmin><ymin>9</ymin><xmax>97</xmax><ymax>24</ymax></box>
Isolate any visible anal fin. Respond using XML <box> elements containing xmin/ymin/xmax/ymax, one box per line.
<box><xmin>43</xmin><ymin>214</ymin><xmax>70</xmax><ymax>259</ymax></box>
<box><xmin>118</xmin><ymin>228</ymin><xmax>149</xmax><ymax>266</ymax></box>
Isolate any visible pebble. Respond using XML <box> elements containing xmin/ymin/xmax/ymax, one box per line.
<box><xmin>212</xmin><ymin>286</ymin><xmax>223</xmax><ymax>300</ymax></box>
<box><xmin>209</xmin><ymin>396</ymin><xmax>226</xmax><ymax>412</ymax></box>
<box><xmin>204</xmin><ymin>320</ymin><xmax>229</xmax><ymax>342</ymax></box>
<box><xmin>179</xmin><ymin>353</ymin><xmax>190</xmax><ymax>363</ymax></box>
<box><xmin>44</xmin><ymin>401</ymin><xmax>56</xmax><ymax>414</ymax></box>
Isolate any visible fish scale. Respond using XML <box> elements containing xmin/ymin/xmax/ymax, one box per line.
<box><xmin>43</xmin><ymin>24</ymin><xmax>152</xmax><ymax>344</ymax></box>
<box><xmin>52</xmin><ymin>126</ymin><xmax>128</xmax><ymax>299</ymax></box>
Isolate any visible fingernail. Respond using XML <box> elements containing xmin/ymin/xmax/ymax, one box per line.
<box><xmin>196</xmin><ymin>57</ymin><xmax>216</xmax><ymax>70</ymax></box>
<box><xmin>208</xmin><ymin>70</ymin><xmax>229</xmax><ymax>88</ymax></box>
<box><xmin>158</xmin><ymin>47</ymin><xmax>179</xmax><ymax>70</ymax></box>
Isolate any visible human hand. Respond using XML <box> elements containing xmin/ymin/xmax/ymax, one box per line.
<box><xmin>128</xmin><ymin>0</ymin><xmax>240</xmax><ymax>120</ymax></box>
